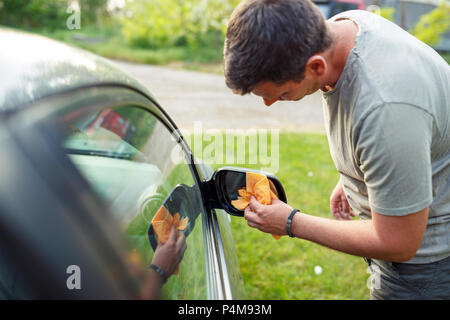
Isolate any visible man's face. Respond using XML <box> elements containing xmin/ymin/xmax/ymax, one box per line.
<box><xmin>251</xmin><ymin>78</ymin><xmax>320</xmax><ymax>107</ymax></box>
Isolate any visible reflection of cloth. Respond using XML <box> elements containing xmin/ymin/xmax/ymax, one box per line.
<box><xmin>232</xmin><ymin>172</ymin><xmax>281</xmax><ymax>239</ymax></box>
<box><xmin>152</xmin><ymin>205</ymin><xmax>188</xmax><ymax>274</ymax></box>
<box><xmin>152</xmin><ymin>205</ymin><xmax>188</xmax><ymax>243</ymax></box>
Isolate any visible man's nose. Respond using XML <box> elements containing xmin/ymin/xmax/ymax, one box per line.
<box><xmin>263</xmin><ymin>97</ymin><xmax>278</xmax><ymax>106</ymax></box>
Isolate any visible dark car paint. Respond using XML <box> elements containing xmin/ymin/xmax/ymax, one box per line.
<box><xmin>0</xmin><ymin>28</ymin><xmax>150</xmax><ymax>111</ymax></box>
<box><xmin>0</xmin><ymin>29</ymin><xmax>245</xmax><ymax>299</ymax></box>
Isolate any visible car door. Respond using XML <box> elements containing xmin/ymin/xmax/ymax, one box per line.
<box><xmin>195</xmin><ymin>164</ymin><xmax>247</xmax><ymax>300</ymax></box>
<box><xmin>0</xmin><ymin>84</ymin><xmax>242</xmax><ymax>299</ymax></box>
<box><xmin>59</xmin><ymin>85</ymin><xmax>220</xmax><ymax>299</ymax></box>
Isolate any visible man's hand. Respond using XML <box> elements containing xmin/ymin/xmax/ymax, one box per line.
<box><xmin>151</xmin><ymin>225</ymin><xmax>187</xmax><ymax>276</ymax></box>
<box><xmin>330</xmin><ymin>180</ymin><xmax>355</xmax><ymax>220</ymax></box>
<box><xmin>244</xmin><ymin>196</ymin><xmax>293</xmax><ymax>236</ymax></box>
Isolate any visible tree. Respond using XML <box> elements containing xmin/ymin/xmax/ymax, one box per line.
<box><xmin>379</xmin><ymin>7</ymin><xmax>395</xmax><ymax>22</ymax></box>
<box><xmin>0</xmin><ymin>0</ymin><xmax>68</xmax><ymax>30</ymax></box>
<box><xmin>410</xmin><ymin>1</ymin><xmax>450</xmax><ymax>47</ymax></box>
<box><xmin>119</xmin><ymin>0</ymin><xmax>240</xmax><ymax>48</ymax></box>
<box><xmin>78</xmin><ymin>0</ymin><xmax>109</xmax><ymax>26</ymax></box>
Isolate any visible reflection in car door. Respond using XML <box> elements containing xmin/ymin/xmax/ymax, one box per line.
<box><xmin>3</xmin><ymin>84</ymin><xmax>245</xmax><ymax>299</ymax></box>
<box><xmin>61</xmin><ymin>93</ymin><xmax>212</xmax><ymax>299</ymax></box>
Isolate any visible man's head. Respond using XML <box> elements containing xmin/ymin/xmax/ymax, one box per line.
<box><xmin>224</xmin><ymin>0</ymin><xmax>333</xmax><ymax>105</ymax></box>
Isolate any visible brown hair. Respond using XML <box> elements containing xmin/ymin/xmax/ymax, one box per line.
<box><xmin>224</xmin><ymin>0</ymin><xmax>332</xmax><ymax>94</ymax></box>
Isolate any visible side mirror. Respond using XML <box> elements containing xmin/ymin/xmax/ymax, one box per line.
<box><xmin>148</xmin><ymin>184</ymin><xmax>199</xmax><ymax>251</ymax></box>
<box><xmin>203</xmin><ymin>166</ymin><xmax>287</xmax><ymax>217</ymax></box>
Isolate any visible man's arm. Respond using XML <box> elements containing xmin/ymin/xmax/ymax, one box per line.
<box><xmin>290</xmin><ymin>206</ymin><xmax>428</xmax><ymax>262</ymax></box>
<box><xmin>245</xmin><ymin>197</ymin><xmax>428</xmax><ymax>262</ymax></box>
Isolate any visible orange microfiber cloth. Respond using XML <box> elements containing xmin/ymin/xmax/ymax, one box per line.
<box><xmin>231</xmin><ymin>172</ymin><xmax>281</xmax><ymax>239</ymax></box>
<box><xmin>152</xmin><ymin>205</ymin><xmax>189</xmax><ymax>274</ymax></box>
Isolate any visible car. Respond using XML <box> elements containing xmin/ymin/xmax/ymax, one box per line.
<box><xmin>312</xmin><ymin>0</ymin><xmax>366</xmax><ymax>19</ymax></box>
<box><xmin>0</xmin><ymin>28</ymin><xmax>288</xmax><ymax>300</ymax></box>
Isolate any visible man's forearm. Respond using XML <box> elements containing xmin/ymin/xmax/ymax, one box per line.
<box><xmin>290</xmin><ymin>212</ymin><xmax>410</xmax><ymax>262</ymax></box>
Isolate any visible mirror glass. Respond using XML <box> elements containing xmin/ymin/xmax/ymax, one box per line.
<box><xmin>216</xmin><ymin>169</ymin><xmax>286</xmax><ymax>216</ymax></box>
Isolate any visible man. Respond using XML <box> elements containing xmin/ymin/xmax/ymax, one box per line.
<box><xmin>224</xmin><ymin>0</ymin><xmax>450</xmax><ymax>299</ymax></box>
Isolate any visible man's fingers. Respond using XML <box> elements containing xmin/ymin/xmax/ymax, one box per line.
<box><xmin>330</xmin><ymin>196</ymin><xmax>354</xmax><ymax>220</ymax></box>
<box><xmin>246</xmin><ymin>220</ymin><xmax>259</xmax><ymax>229</ymax></box>
<box><xmin>167</xmin><ymin>225</ymin><xmax>177</xmax><ymax>243</ymax></box>
<box><xmin>244</xmin><ymin>206</ymin><xmax>256</xmax><ymax>221</ymax></box>
<box><xmin>341</xmin><ymin>195</ymin><xmax>350</xmax><ymax>211</ymax></box>
<box><xmin>330</xmin><ymin>198</ymin><xmax>341</xmax><ymax>219</ymax></box>
<box><xmin>342</xmin><ymin>200</ymin><xmax>355</xmax><ymax>217</ymax></box>
<box><xmin>330</xmin><ymin>202</ymin><xmax>339</xmax><ymax>216</ymax></box>
<box><xmin>244</xmin><ymin>208</ymin><xmax>260</xmax><ymax>229</ymax></box>
<box><xmin>331</xmin><ymin>201</ymin><xmax>346</xmax><ymax>220</ymax></box>
<box><xmin>244</xmin><ymin>206</ymin><xmax>262</xmax><ymax>227</ymax></box>
<box><xmin>339</xmin><ymin>197</ymin><xmax>354</xmax><ymax>220</ymax></box>
<box><xmin>176</xmin><ymin>230</ymin><xmax>185</xmax><ymax>246</ymax></box>
<box><xmin>249</xmin><ymin>196</ymin><xmax>265</xmax><ymax>214</ymax></box>
<box><xmin>271</xmin><ymin>199</ymin><xmax>284</xmax><ymax>205</ymax></box>
<box><xmin>332</xmin><ymin>210</ymin><xmax>340</xmax><ymax>220</ymax></box>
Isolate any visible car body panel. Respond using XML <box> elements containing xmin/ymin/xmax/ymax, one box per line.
<box><xmin>195</xmin><ymin>161</ymin><xmax>247</xmax><ymax>300</ymax></box>
<box><xmin>0</xmin><ymin>28</ymin><xmax>152</xmax><ymax>112</ymax></box>
<box><xmin>0</xmin><ymin>112</ymin><xmax>136</xmax><ymax>299</ymax></box>
<box><xmin>0</xmin><ymin>29</ymin><xmax>246</xmax><ymax>299</ymax></box>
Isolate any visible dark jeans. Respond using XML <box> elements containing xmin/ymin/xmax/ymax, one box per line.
<box><xmin>365</xmin><ymin>255</ymin><xmax>450</xmax><ymax>300</ymax></box>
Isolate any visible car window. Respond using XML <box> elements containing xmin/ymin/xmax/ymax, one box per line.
<box><xmin>62</xmin><ymin>105</ymin><xmax>207</xmax><ymax>299</ymax></box>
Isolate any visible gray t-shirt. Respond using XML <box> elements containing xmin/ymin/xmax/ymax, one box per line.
<box><xmin>322</xmin><ymin>10</ymin><xmax>450</xmax><ymax>264</ymax></box>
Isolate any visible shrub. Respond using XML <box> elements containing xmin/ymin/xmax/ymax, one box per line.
<box><xmin>409</xmin><ymin>1</ymin><xmax>450</xmax><ymax>46</ymax></box>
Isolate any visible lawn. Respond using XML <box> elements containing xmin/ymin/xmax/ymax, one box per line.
<box><xmin>38</xmin><ymin>26</ymin><xmax>224</xmax><ymax>74</ymax></box>
<box><xmin>197</xmin><ymin>132</ymin><xmax>370</xmax><ymax>300</ymax></box>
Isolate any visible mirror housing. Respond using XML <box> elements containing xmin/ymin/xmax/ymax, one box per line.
<box><xmin>203</xmin><ymin>166</ymin><xmax>287</xmax><ymax>217</ymax></box>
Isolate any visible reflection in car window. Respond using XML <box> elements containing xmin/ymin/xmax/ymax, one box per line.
<box><xmin>62</xmin><ymin>105</ymin><xmax>206</xmax><ymax>299</ymax></box>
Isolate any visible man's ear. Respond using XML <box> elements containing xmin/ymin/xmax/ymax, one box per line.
<box><xmin>305</xmin><ymin>55</ymin><xmax>327</xmax><ymax>77</ymax></box>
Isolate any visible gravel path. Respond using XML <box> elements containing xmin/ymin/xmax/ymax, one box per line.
<box><xmin>110</xmin><ymin>60</ymin><xmax>325</xmax><ymax>133</ymax></box>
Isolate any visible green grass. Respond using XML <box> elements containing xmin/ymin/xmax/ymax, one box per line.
<box><xmin>194</xmin><ymin>132</ymin><xmax>369</xmax><ymax>300</ymax></box>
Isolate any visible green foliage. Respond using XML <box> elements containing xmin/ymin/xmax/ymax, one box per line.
<box><xmin>119</xmin><ymin>0</ymin><xmax>239</xmax><ymax>49</ymax></box>
<box><xmin>78</xmin><ymin>0</ymin><xmax>109</xmax><ymax>26</ymax></box>
<box><xmin>0</xmin><ymin>0</ymin><xmax>109</xmax><ymax>30</ymax></box>
<box><xmin>379</xmin><ymin>7</ymin><xmax>395</xmax><ymax>22</ymax></box>
<box><xmin>0</xmin><ymin>0</ymin><xmax>67</xmax><ymax>30</ymax></box>
<box><xmin>410</xmin><ymin>1</ymin><xmax>450</xmax><ymax>46</ymax></box>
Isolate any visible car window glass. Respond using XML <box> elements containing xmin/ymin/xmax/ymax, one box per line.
<box><xmin>62</xmin><ymin>105</ymin><xmax>206</xmax><ymax>299</ymax></box>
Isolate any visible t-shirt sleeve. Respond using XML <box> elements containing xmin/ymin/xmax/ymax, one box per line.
<box><xmin>354</xmin><ymin>103</ymin><xmax>433</xmax><ymax>216</ymax></box>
